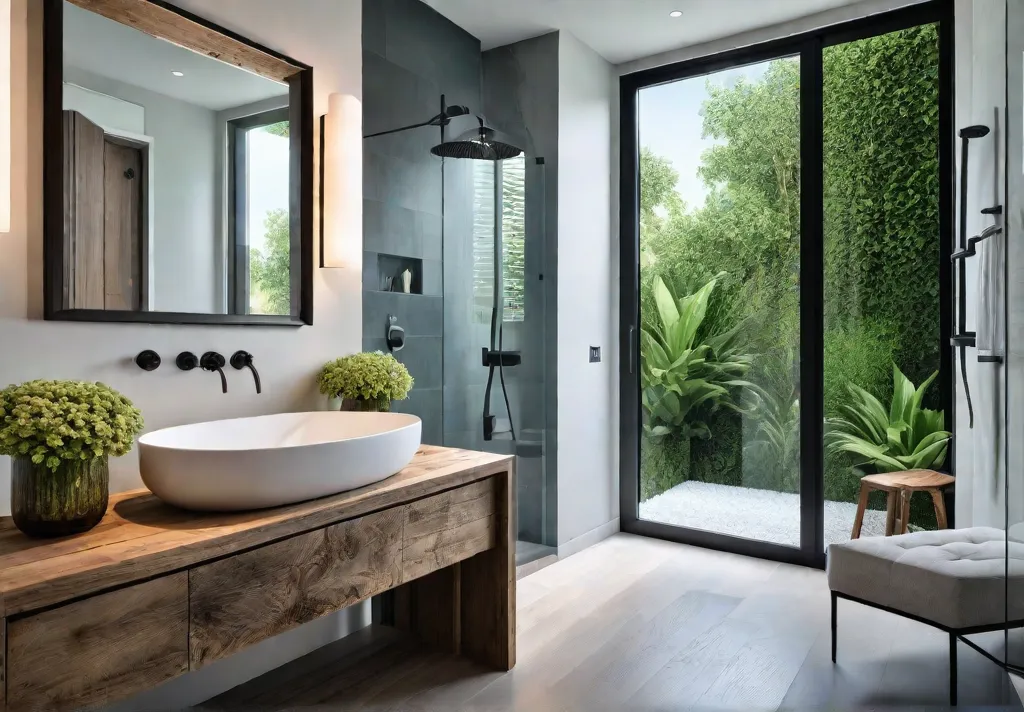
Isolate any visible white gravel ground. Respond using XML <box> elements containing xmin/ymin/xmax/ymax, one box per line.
<box><xmin>639</xmin><ymin>480</ymin><xmax>887</xmax><ymax>549</ymax></box>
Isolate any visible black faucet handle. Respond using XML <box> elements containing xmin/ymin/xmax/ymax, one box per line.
<box><xmin>230</xmin><ymin>351</ymin><xmax>262</xmax><ymax>395</ymax></box>
<box><xmin>200</xmin><ymin>352</ymin><xmax>228</xmax><ymax>394</ymax></box>
<box><xmin>135</xmin><ymin>350</ymin><xmax>161</xmax><ymax>371</ymax></box>
<box><xmin>230</xmin><ymin>350</ymin><xmax>253</xmax><ymax>369</ymax></box>
<box><xmin>176</xmin><ymin>351</ymin><xmax>199</xmax><ymax>371</ymax></box>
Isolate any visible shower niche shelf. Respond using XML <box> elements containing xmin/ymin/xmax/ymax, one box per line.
<box><xmin>374</xmin><ymin>254</ymin><xmax>423</xmax><ymax>294</ymax></box>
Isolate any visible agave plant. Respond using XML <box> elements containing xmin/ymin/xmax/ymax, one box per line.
<box><xmin>824</xmin><ymin>364</ymin><xmax>950</xmax><ymax>472</ymax></box>
<box><xmin>640</xmin><ymin>274</ymin><xmax>755</xmax><ymax>440</ymax></box>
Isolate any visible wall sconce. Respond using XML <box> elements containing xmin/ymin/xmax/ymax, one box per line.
<box><xmin>0</xmin><ymin>0</ymin><xmax>10</xmax><ymax>234</ymax></box>
<box><xmin>319</xmin><ymin>93</ymin><xmax>361</xmax><ymax>268</ymax></box>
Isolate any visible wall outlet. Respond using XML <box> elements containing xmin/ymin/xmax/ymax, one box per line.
<box><xmin>589</xmin><ymin>346</ymin><xmax>601</xmax><ymax>363</ymax></box>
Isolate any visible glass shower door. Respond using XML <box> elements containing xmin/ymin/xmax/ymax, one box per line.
<box><xmin>442</xmin><ymin>152</ymin><xmax>555</xmax><ymax>565</ymax></box>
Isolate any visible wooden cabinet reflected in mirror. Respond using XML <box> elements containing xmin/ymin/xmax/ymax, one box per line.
<box><xmin>43</xmin><ymin>0</ymin><xmax>314</xmax><ymax>326</ymax></box>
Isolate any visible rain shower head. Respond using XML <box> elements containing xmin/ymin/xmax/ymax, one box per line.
<box><xmin>431</xmin><ymin>118</ymin><xmax>523</xmax><ymax>161</ymax></box>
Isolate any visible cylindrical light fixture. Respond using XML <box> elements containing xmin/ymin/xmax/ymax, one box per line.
<box><xmin>0</xmin><ymin>0</ymin><xmax>10</xmax><ymax>234</ymax></box>
<box><xmin>319</xmin><ymin>93</ymin><xmax>361</xmax><ymax>268</ymax></box>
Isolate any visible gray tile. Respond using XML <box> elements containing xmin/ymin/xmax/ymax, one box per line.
<box><xmin>363</xmin><ymin>292</ymin><xmax>443</xmax><ymax>337</ymax></box>
<box><xmin>383</xmin><ymin>0</ymin><xmax>480</xmax><ymax>90</ymax></box>
<box><xmin>362</xmin><ymin>0</ymin><xmax>387</xmax><ymax>58</ymax></box>
<box><xmin>422</xmin><ymin>259</ymin><xmax>442</xmax><ymax>296</ymax></box>
<box><xmin>362</xmin><ymin>252</ymin><xmax>379</xmax><ymax>293</ymax></box>
<box><xmin>418</xmin><ymin>212</ymin><xmax>442</xmax><ymax>261</ymax></box>
<box><xmin>395</xmin><ymin>336</ymin><xmax>442</xmax><ymax>390</ymax></box>
<box><xmin>392</xmin><ymin>387</ymin><xmax>442</xmax><ymax>445</ymax></box>
<box><xmin>364</xmin><ymin>199</ymin><xmax>415</xmax><ymax>257</ymax></box>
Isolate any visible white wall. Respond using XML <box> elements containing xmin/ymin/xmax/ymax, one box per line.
<box><xmin>64</xmin><ymin>65</ymin><xmax>221</xmax><ymax>314</ymax></box>
<box><xmin>953</xmin><ymin>0</ymin><xmax>1007</xmax><ymax>529</ymax></box>
<box><xmin>2</xmin><ymin>0</ymin><xmax>362</xmax><ymax>706</ymax></box>
<box><xmin>556</xmin><ymin>31</ymin><xmax>618</xmax><ymax>549</ymax></box>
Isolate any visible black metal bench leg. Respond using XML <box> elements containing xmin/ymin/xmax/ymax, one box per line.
<box><xmin>949</xmin><ymin>632</ymin><xmax>957</xmax><ymax>706</ymax></box>
<box><xmin>831</xmin><ymin>591</ymin><xmax>838</xmax><ymax>663</ymax></box>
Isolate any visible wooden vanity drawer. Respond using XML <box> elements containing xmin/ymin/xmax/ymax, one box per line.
<box><xmin>402</xmin><ymin>477</ymin><xmax>498</xmax><ymax>581</ymax></box>
<box><xmin>188</xmin><ymin>507</ymin><xmax>404</xmax><ymax>668</ymax></box>
<box><xmin>6</xmin><ymin>573</ymin><xmax>189</xmax><ymax>712</ymax></box>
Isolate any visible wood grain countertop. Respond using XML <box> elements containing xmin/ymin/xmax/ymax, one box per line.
<box><xmin>0</xmin><ymin>445</ymin><xmax>514</xmax><ymax>619</ymax></box>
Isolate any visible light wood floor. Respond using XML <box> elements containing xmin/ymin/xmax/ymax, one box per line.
<box><xmin>199</xmin><ymin>534</ymin><xmax>1021</xmax><ymax>711</ymax></box>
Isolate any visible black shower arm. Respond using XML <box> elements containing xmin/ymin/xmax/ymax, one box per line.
<box><xmin>364</xmin><ymin>118</ymin><xmax>440</xmax><ymax>139</ymax></box>
<box><xmin>363</xmin><ymin>100</ymin><xmax>472</xmax><ymax>140</ymax></box>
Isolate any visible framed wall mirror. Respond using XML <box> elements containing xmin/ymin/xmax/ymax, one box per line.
<box><xmin>43</xmin><ymin>0</ymin><xmax>313</xmax><ymax>326</ymax></box>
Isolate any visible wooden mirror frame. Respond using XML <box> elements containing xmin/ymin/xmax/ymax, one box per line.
<box><xmin>42</xmin><ymin>0</ymin><xmax>314</xmax><ymax>326</ymax></box>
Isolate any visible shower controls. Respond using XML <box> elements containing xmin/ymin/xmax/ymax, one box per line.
<box><xmin>481</xmin><ymin>349</ymin><xmax>521</xmax><ymax>367</ymax></box>
<box><xmin>176</xmin><ymin>351</ymin><xmax>200</xmax><ymax>371</ymax></box>
<box><xmin>386</xmin><ymin>315</ymin><xmax>406</xmax><ymax>353</ymax></box>
<box><xmin>135</xmin><ymin>350</ymin><xmax>161</xmax><ymax>371</ymax></box>
<box><xmin>589</xmin><ymin>346</ymin><xmax>602</xmax><ymax>363</ymax></box>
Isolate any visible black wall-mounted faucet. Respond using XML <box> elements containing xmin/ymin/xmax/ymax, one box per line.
<box><xmin>200</xmin><ymin>352</ymin><xmax>228</xmax><ymax>394</ymax></box>
<box><xmin>176</xmin><ymin>352</ymin><xmax>199</xmax><ymax>371</ymax></box>
<box><xmin>230</xmin><ymin>351</ymin><xmax>262</xmax><ymax>394</ymax></box>
<box><xmin>135</xmin><ymin>350</ymin><xmax>161</xmax><ymax>371</ymax></box>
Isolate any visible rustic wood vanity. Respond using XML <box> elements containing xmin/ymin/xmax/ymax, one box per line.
<box><xmin>0</xmin><ymin>446</ymin><xmax>515</xmax><ymax>711</ymax></box>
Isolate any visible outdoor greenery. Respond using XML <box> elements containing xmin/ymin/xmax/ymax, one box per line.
<box><xmin>250</xmin><ymin>208</ymin><xmax>292</xmax><ymax>315</ymax></box>
<box><xmin>317</xmin><ymin>352</ymin><xmax>414</xmax><ymax>404</ymax></box>
<box><xmin>0</xmin><ymin>380</ymin><xmax>143</xmax><ymax>470</ymax></box>
<box><xmin>639</xmin><ymin>23</ymin><xmax>943</xmax><ymax>519</ymax></box>
<box><xmin>248</xmin><ymin>122</ymin><xmax>291</xmax><ymax>315</ymax></box>
<box><xmin>825</xmin><ymin>365</ymin><xmax>950</xmax><ymax>472</ymax></box>
<box><xmin>641</xmin><ymin>274</ymin><xmax>755</xmax><ymax>441</ymax></box>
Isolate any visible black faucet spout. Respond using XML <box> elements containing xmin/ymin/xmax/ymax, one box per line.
<box><xmin>230</xmin><ymin>350</ymin><xmax>262</xmax><ymax>394</ymax></box>
<box><xmin>200</xmin><ymin>352</ymin><xmax>228</xmax><ymax>394</ymax></box>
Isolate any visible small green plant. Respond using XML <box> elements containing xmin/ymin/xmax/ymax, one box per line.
<box><xmin>640</xmin><ymin>273</ymin><xmax>755</xmax><ymax>441</ymax></box>
<box><xmin>317</xmin><ymin>352</ymin><xmax>413</xmax><ymax>405</ymax></box>
<box><xmin>0</xmin><ymin>380</ymin><xmax>144</xmax><ymax>470</ymax></box>
<box><xmin>825</xmin><ymin>364</ymin><xmax>950</xmax><ymax>472</ymax></box>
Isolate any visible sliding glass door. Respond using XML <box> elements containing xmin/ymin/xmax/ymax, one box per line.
<box><xmin>619</xmin><ymin>1</ymin><xmax>952</xmax><ymax>567</ymax></box>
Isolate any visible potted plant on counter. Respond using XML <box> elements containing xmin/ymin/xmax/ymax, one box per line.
<box><xmin>0</xmin><ymin>380</ymin><xmax>144</xmax><ymax>537</ymax></box>
<box><xmin>317</xmin><ymin>352</ymin><xmax>413</xmax><ymax>413</ymax></box>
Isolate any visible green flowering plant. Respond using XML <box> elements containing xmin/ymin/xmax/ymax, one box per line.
<box><xmin>317</xmin><ymin>352</ymin><xmax>413</xmax><ymax>403</ymax></box>
<box><xmin>0</xmin><ymin>380</ymin><xmax>144</xmax><ymax>471</ymax></box>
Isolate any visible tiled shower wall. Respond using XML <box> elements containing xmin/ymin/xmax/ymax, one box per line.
<box><xmin>361</xmin><ymin>0</ymin><xmax>482</xmax><ymax>445</ymax></box>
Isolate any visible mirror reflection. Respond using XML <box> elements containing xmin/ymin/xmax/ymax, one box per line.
<box><xmin>61</xmin><ymin>1</ymin><xmax>292</xmax><ymax>315</ymax></box>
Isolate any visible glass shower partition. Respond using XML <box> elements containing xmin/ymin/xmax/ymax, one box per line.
<box><xmin>442</xmin><ymin>151</ymin><xmax>556</xmax><ymax>566</ymax></box>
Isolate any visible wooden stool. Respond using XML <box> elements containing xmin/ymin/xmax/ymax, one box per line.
<box><xmin>850</xmin><ymin>470</ymin><xmax>954</xmax><ymax>539</ymax></box>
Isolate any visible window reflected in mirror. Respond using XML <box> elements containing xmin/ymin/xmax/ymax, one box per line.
<box><xmin>60</xmin><ymin>0</ymin><xmax>292</xmax><ymax>316</ymax></box>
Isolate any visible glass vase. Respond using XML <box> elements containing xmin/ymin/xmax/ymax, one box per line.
<box><xmin>11</xmin><ymin>456</ymin><xmax>109</xmax><ymax>537</ymax></box>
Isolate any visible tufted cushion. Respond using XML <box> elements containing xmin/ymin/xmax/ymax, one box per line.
<box><xmin>827</xmin><ymin>527</ymin><xmax>1024</xmax><ymax>629</ymax></box>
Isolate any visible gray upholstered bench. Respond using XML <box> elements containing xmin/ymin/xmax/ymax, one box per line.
<box><xmin>827</xmin><ymin>527</ymin><xmax>1024</xmax><ymax>705</ymax></box>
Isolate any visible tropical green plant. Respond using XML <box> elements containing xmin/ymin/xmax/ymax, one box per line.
<box><xmin>317</xmin><ymin>352</ymin><xmax>413</xmax><ymax>404</ymax></box>
<box><xmin>825</xmin><ymin>364</ymin><xmax>950</xmax><ymax>472</ymax></box>
<box><xmin>744</xmin><ymin>350</ymin><xmax>800</xmax><ymax>492</ymax></box>
<box><xmin>640</xmin><ymin>273</ymin><xmax>755</xmax><ymax>440</ymax></box>
<box><xmin>0</xmin><ymin>380</ymin><xmax>144</xmax><ymax>470</ymax></box>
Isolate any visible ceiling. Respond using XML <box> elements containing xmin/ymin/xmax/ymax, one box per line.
<box><xmin>63</xmin><ymin>2</ymin><xmax>287</xmax><ymax>112</ymax></box>
<box><xmin>421</xmin><ymin>0</ymin><xmax>869</xmax><ymax>64</ymax></box>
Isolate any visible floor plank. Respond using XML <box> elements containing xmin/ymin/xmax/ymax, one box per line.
<box><xmin>199</xmin><ymin>533</ymin><xmax>1022</xmax><ymax>711</ymax></box>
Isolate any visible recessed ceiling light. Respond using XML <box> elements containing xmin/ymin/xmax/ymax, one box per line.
<box><xmin>669</xmin><ymin>10</ymin><xmax>682</xmax><ymax>17</ymax></box>
<box><xmin>171</xmin><ymin>70</ymin><xmax>184</xmax><ymax>77</ymax></box>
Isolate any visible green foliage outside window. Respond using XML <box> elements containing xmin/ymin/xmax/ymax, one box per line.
<box><xmin>250</xmin><ymin>208</ymin><xmax>291</xmax><ymax>315</ymax></box>
<box><xmin>639</xmin><ymin>24</ymin><xmax>943</xmax><ymax>513</ymax></box>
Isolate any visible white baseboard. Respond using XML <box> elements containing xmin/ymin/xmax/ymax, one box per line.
<box><xmin>557</xmin><ymin>518</ymin><xmax>620</xmax><ymax>559</ymax></box>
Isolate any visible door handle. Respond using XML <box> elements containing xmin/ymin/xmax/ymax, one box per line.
<box><xmin>629</xmin><ymin>325</ymin><xmax>636</xmax><ymax>374</ymax></box>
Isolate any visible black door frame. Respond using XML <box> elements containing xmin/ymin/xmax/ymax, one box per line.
<box><xmin>618</xmin><ymin>0</ymin><xmax>954</xmax><ymax>569</ymax></box>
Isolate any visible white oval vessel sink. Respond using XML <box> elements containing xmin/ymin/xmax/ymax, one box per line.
<box><xmin>139</xmin><ymin>412</ymin><xmax>422</xmax><ymax>511</ymax></box>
